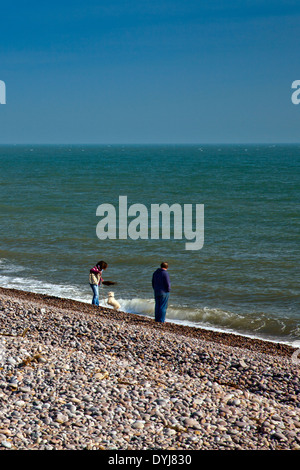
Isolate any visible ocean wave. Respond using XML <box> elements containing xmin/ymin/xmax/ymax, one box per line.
<box><xmin>0</xmin><ymin>258</ymin><xmax>26</xmax><ymax>273</ymax></box>
<box><xmin>0</xmin><ymin>270</ymin><xmax>90</xmax><ymax>305</ymax></box>
<box><xmin>108</xmin><ymin>297</ymin><xmax>299</xmax><ymax>345</ymax></box>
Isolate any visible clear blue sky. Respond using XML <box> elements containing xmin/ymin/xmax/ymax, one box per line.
<box><xmin>1</xmin><ymin>0</ymin><xmax>300</xmax><ymax>144</ymax></box>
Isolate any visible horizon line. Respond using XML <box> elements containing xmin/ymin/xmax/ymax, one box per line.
<box><xmin>0</xmin><ymin>142</ymin><xmax>300</xmax><ymax>146</ymax></box>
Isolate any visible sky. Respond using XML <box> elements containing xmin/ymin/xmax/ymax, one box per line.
<box><xmin>0</xmin><ymin>0</ymin><xmax>300</xmax><ymax>144</ymax></box>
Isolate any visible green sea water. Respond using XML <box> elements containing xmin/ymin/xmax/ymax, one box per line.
<box><xmin>0</xmin><ymin>144</ymin><xmax>299</xmax><ymax>344</ymax></box>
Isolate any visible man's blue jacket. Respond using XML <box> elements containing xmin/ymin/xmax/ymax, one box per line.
<box><xmin>152</xmin><ymin>268</ymin><xmax>171</xmax><ymax>295</ymax></box>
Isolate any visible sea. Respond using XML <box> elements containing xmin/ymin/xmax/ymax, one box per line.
<box><xmin>0</xmin><ymin>144</ymin><xmax>299</xmax><ymax>346</ymax></box>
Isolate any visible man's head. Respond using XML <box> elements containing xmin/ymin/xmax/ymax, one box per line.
<box><xmin>160</xmin><ymin>262</ymin><xmax>168</xmax><ymax>270</ymax></box>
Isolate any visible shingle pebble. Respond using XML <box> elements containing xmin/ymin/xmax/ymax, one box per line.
<box><xmin>0</xmin><ymin>289</ymin><xmax>299</xmax><ymax>450</ymax></box>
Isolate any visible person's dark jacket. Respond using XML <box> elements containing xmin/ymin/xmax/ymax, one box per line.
<box><xmin>152</xmin><ymin>268</ymin><xmax>171</xmax><ymax>295</ymax></box>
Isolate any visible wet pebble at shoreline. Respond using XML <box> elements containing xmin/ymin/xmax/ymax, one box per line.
<box><xmin>0</xmin><ymin>290</ymin><xmax>299</xmax><ymax>450</ymax></box>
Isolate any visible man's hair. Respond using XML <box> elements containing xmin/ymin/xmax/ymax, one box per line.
<box><xmin>160</xmin><ymin>262</ymin><xmax>168</xmax><ymax>269</ymax></box>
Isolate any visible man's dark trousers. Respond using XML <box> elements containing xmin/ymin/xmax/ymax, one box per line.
<box><xmin>154</xmin><ymin>292</ymin><xmax>169</xmax><ymax>323</ymax></box>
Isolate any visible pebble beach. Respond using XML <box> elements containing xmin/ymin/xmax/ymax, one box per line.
<box><xmin>0</xmin><ymin>286</ymin><xmax>299</xmax><ymax>451</ymax></box>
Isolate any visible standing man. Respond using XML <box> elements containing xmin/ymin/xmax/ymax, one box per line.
<box><xmin>152</xmin><ymin>262</ymin><xmax>171</xmax><ymax>323</ymax></box>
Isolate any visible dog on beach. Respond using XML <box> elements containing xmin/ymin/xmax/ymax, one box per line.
<box><xmin>107</xmin><ymin>292</ymin><xmax>120</xmax><ymax>310</ymax></box>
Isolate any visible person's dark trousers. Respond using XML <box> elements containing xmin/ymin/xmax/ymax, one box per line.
<box><xmin>154</xmin><ymin>293</ymin><xmax>169</xmax><ymax>322</ymax></box>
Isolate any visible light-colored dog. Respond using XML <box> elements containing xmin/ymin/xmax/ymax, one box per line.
<box><xmin>107</xmin><ymin>291</ymin><xmax>120</xmax><ymax>310</ymax></box>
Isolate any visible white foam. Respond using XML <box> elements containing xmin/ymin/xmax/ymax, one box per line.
<box><xmin>0</xmin><ymin>273</ymin><xmax>90</xmax><ymax>305</ymax></box>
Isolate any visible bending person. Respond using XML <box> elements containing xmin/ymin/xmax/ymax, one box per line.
<box><xmin>89</xmin><ymin>260</ymin><xmax>108</xmax><ymax>306</ymax></box>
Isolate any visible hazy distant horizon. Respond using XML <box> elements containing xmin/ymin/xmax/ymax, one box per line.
<box><xmin>1</xmin><ymin>141</ymin><xmax>300</xmax><ymax>146</ymax></box>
